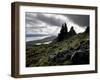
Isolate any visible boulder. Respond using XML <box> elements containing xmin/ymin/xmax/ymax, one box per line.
<box><xmin>71</xmin><ymin>49</ymin><xmax>89</xmax><ymax>64</ymax></box>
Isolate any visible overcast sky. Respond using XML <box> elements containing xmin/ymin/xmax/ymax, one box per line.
<box><xmin>25</xmin><ymin>12</ymin><xmax>89</xmax><ymax>41</ymax></box>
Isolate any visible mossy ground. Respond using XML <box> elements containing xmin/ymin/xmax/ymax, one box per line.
<box><xmin>26</xmin><ymin>32</ymin><xmax>89</xmax><ymax>67</ymax></box>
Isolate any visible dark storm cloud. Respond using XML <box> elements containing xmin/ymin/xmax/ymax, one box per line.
<box><xmin>65</xmin><ymin>14</ymin><xmax>89</xmax><ymax>27</ymax></box>
<box><xmin>26</xmin><ymin>12</ymin><xmax>67</xmax><ymax>27</ymax></box>
<box><xmin>26</xmin><ymin>13</ymin><xmax>42</xmax><ymax>26</ymax></box>
<box><xmin>26</xmin><ymin>18</ymin><xmax>40</xmax><ymax>25</ymax></box>
<box><xmin>26</xmin><ymin>12</ymin><xmax>89</xmax><ymax>28</ymax></box>
<box><xmin>35</xmin><ymin>14</ymin><xmax>64</xmax><ymax>27</ymax></box>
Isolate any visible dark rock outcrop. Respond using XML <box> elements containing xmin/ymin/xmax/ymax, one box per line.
<box><xmin>57</xmin><ymin>23</ymin><xmax>68</xmax><ymax>41</ymax></box>
<box><xmin>71</xmin><ymin>49</ymin><xmax>89</xmax><ymax>64</ymax></box>
<box><xmin>71</xmin><ymin>40</ymin><xmax>89</xmax><ymax>64</ymax></box>
<box><xmin>57</xmin><ymin>23</ymin><xmax>76</xmax><ymax>41</ymax></box>
<box><xmin>85</xmin><ymin>26</ymin><xmax>89</xmax><ymax>33</ymax></box>
<box><xmin>68</xmin><ymin>26</ymin><xmax>76</xmax><ymax>37</ymax></box>
<box><xmin>48</xmin><ymin>39</ymin><xmax>89</xmax><ymax>65</ymax></box>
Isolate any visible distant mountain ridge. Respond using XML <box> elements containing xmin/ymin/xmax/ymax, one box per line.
<box><xmin>26</xmin><ymin>35</ymin><xmax>57</xmax><ymax>45</ymax></box>
<box><xmin>26</xmin><ymin>34</ymin><xmax>49</xmax><ymax>37</ymax></box>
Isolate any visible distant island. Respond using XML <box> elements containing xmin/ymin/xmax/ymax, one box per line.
<box><xmin>26</xmin><ymin>23</ymin><xmax>89</xmax><ymax>67</ymax></box>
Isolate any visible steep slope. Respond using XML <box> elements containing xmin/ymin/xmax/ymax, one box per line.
<box><xmin>26</xmin><ymin>24</ymin><xmax>89</xmax><ymax>67</ymax></box>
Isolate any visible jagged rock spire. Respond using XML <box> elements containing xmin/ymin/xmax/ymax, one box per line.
<box><xmin>68</xmin><ymin>26</ymin><xmax>76</xmax><ymax>36</ymax></box>
<box><xmin>57</xmin><ymin>23</ymin><xmax>76</xmax><ymax>41</ymax></box>
<box><xmin>57</xmin><ymin>23</ymin><xmax>68</xmax><ymax>41</ymax></box>
<box><xmin>60</xmin><ymin>23</ymin><xmax>68</xmax><ymax>34</ymax></box>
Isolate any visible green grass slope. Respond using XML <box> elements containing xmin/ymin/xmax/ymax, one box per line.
<box><xmin>26</xmin><ymin>31</ymin><xmax>89</xmax><ymax>67</ymax></box>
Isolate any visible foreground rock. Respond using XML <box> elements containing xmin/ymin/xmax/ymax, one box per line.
<box><xmin>48</xmin><ymin>40</ymin><xmax>89</xmax><ymax>65</ymax></box>
<box><xmin>71</xmin><ymin>49</ymin><xmax>89</xmax><ymax>64</ymax></box>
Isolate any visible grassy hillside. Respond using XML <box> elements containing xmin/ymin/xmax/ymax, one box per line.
<box><xmin>26</xmin><ymin>32</ymin><xmax>89</xmax><ymax>67</ymax></box>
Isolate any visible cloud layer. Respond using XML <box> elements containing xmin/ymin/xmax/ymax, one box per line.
<box><xmin>25</xmin><ymin>12</ymin><xmax>89</xmax><ymax>41</ymax></box>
